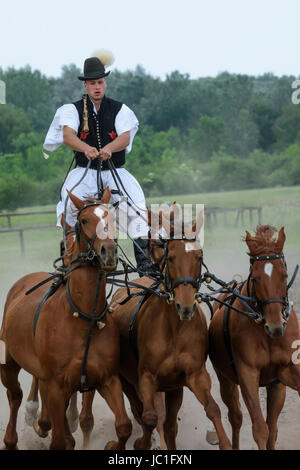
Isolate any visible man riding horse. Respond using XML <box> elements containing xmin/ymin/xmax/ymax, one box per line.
<box><xmin>43</xmin><ymin>52</ymin><xmax>154</xmax><ymax>275</ymax></box>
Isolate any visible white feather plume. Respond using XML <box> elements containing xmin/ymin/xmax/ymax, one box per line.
<box><xmin>92</xmin><ymin>49</ymin><xmax>115</xmax><ymax>67</ymax></box>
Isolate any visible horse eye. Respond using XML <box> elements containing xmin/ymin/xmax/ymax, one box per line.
<box><xmin>168</xmin><ymin>256</ymin><xmax>174</xmax><ymax>263</ymax></box>
<box><xmin>81</xmin><ymin>219</ymin><xmax>87</xmax><ymax>225</ymax></box>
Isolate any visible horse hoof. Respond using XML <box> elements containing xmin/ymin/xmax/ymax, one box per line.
<box><xmin>2</xmin><ymin>445</ymin><xmax>19</xmax><ymax>450</ymax></box>
<box><xmin>134</xmin><ymin>437</ymin><xmax>151</xmax><ymax>450</ymax></box>
<box><xmin>33</xmin><ymin>420</ymin><xmax>49</xmax><ymax>438</ymax></box>
<box><xmin>206</xmin><ymin>430</ymin><xmax>219</xmax><ymax>445</ymax></box>
<box><xmin>104</xmin><ymin>440</ymin><xmax>118</xmax><ymax>450</ymax></box>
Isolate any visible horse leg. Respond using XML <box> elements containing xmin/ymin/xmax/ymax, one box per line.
<box><xmin>25</xmin><ymin>375</ymin><xmax>39</xmax><ymax>427</ymax></box>
<box><xmin>216</xmin><ymin>371</ymin><xmax>243</xmax><ymax>449</ymax></box>
<box><xmin>139</xmin><ymin>371</ymin><xmax>158</xmax><ymax>429</ymax></box>
<box><xmin>237</xmin><ymin>366</ymin><xmax>269</xmax><ymax>449</ymax></box>
<box><xmin>186</xmin><ymin>368</ymin><xmax>231</xmax><ymax>450</ymax></box>
<box><xmin>266</xmin><ymin>382</ymin><xmax>286</xmax><ymax>450</ymax></box>
<box><xmin>97</xmin><ymin>375</ymin><xmax>132</xmax><ymax>450</ymax></box>
<box><xmin>64</xmin><ymin>407</ymin><xmax>76</xmax><ymax>450</ymax></box>
<box><xmin>153</xmin><ymin>392</ymin><xmax>167</xmax><ymax>450</ymax></box>
<box><xmin>79</xmin><ymin>390</ymin><xmax>96</xmax><ymax>449</ymax></box>
<box><xmin>66</xmin><ymin>392</ymin><xmax>79</xmax><ymax>434</ymax></box>
<box><xmin>33</xmin><ymin>380</ymin><xmax>51</xmax><ymax>438</ymax></box>
<box><xmin>46</xmin><ymin>382</ymin><xmax>69</xmax><ymax>450</ymax></box>
<box><xmin>119</xmin><ymin>376</ymin><xmax>153</xmax><ymax>450</ymax></box>
<box><xmin>0</xmin><ymin>359</ymin><xmax>23</xmax><ymax>450</ymax></box>
<box><xmin>278</xmin><ymin>363</ymin><xmax>300</xmax><ymax>393</ymax></box>
<box><xmin>163</xmin><ymin>388</ymin><xmax>183</xmax><ymax>450</ymax></box>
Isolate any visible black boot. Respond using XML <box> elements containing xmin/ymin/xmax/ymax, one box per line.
<box><xmin>133</xmin><ymin>238</ymin><xmax>157</xmax><ymax>277</ymax></box>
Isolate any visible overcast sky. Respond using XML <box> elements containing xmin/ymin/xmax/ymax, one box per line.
<box><xmin>1</xmin><ymin>0</ymin><xmax>299</xmax><ymax>79</ymax></box>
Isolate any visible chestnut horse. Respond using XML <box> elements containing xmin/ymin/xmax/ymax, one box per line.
<box><xmin>76</xmin><ymin>206</ymin><xmax>231</xmax><ymax>450</ymax></box>
<box><xmin>209</xmin><ymin>225</ymin><xmax>300</xmax><ymax>450</ymax></box>
<box><xmin>0</xmin><ymin>188</ymin><xmax>132</xmax><ymax>450</ymax></box>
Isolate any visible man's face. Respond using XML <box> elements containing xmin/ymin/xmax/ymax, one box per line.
<box><xmin>84</xmin><ymin>78</ymin><xmax>107</xmax><ymax>102</ymax></box>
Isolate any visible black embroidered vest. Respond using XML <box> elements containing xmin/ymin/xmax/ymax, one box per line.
<box><xmin>73</xmin><ymin>95</ymin><xmax>126</xmax><ymax>170</ymax></box>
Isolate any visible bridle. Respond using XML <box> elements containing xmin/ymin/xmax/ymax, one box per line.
<box><xmin>68</xmin><ymin>201</ymin><xmax>115</xmax><ymax>267</ymax></box>
<box><xmin>149</xmin><ymin>235</ymin><xmax>203</xmax><ymax>302</ymax></box>
<box><xmin>246</xmin><ymin>253</ymin><xmax>298</xmax><ymax>323</ymax></box>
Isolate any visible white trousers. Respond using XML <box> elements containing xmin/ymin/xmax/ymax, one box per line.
<box><xmin>56</xmin><ymin>167</ymin><xmax>149</xmax><ymax>239</ymax></box>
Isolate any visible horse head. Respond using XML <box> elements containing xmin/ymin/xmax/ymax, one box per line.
<box><xmin>64</xmin><ymin>187</ymin><xmax>118</xmax><ymax>272</ymax></box>
<box><xmin>148</xmin><ymin>203</ymin><xmax>204</xmax><ymax>321</ymax></box>
<box><xmin>245</xmin><ymin>225</ymin><xmax>288</xmax><ymax>338</ymax></box>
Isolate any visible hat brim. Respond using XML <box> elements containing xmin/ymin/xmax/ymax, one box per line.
<box><xmin>78</xmin><ymin>71</ymin><xmax>110</xmax><ymax>81</ymax></box>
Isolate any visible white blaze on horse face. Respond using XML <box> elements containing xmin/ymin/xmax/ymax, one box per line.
<box><xmin>94</xmin><ymin>206</ymin><xmax>108</xmax><ymax>239</ymax></box>
<box><xmin>94</xmin><ymin>206</ymin><xmax>106</xmax><ymax>224</ymax></box>
<box><xmin>185</xmin><ymin>240</ymin><xmax>201</xmax><ymax>252</ymax></box>
<box><xmin>264</xmin><ymin>262</ymin><xmax>273</xmax><ymax>278</ymax></box>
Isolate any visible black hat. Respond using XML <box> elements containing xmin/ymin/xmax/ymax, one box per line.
<box><xmin>78</xmin><ymin>57</ymin><xmax>110</xmax><ymax>81</ymax></box>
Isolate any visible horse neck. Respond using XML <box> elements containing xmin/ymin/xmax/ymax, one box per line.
<box><xmin>68</xmin><ymin>265</ymin><xmax>107</xmax><ymax>316</ymax></box>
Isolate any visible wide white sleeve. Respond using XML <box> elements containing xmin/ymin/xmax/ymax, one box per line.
<box><xmin>43</xmin><ymin>104</ymin><xmax>80</xmax><ymax>151</ymax></box>
<box><xmin>115</xmin><ymin>104</ymin><xmax>139</xmax><ymax>154</ymax></box>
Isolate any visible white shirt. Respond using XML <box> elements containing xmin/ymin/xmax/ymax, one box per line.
<box><xmin>43</xmin><ymin>100</ymin><xmax>139</xmax><ymax>154</ymax></box>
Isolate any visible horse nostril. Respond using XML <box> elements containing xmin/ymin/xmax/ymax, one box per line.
<box><xmin>101</xmin><ymin>245</ymin><xmax>107</xmax><ymax>259</ymax></box>
<box><xmin>264</xmin><ymin>323</ymin><xmax>286</xmax><ymax>338</ymax></box>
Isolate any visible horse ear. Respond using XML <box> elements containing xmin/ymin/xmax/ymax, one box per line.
<box><xmin>149</xmin><ymin>210</ymin><xmax>161</xmax><ymax>230</ymax></box>
<box><xmin>244</xmin><ymin>230</ymin><xmax>258</xmax><ymax>253</ymax></box>
<box><xmin>147</xmin><ymin>208</ymin><xmax>152</xmax><ymax>227</ymax></box>
<box><xmin>169</xmin><ymin>202</ymin><xmax>180</xmax><ymax>223</ymax></box>
<box><xmin>67</xmin><ymin>190</ymin><xmax>85</xmax><ymax>210</ymax></box>
<box><xmin>101</xmin><ymin>187</ymin><xmax>111</xmax><ymax>204</ymax></box>
<box><xmin>275</xmin><ymin>227</ymin><xmax>286</xmax><ymax>253</ymax></box>
<box><xmin>191</xmin><ymin>210</ymin><xmax>204</xmax><ymax>236</ymax></box>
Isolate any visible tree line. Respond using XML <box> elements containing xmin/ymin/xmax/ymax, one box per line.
<box><xmin>0</xmin><ymin>64</ymin><xmax>299</xmax><ymax>210</ymax></box>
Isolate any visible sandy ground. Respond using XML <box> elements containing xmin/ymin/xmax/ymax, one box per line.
<box><xmin>0</xmin><ymin>251</ymin><xmax>300</xmax><ymax>450</ymax></box>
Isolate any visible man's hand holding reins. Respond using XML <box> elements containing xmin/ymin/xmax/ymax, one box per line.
<box><xmin>100</xmin><ymin>145</ymin><xmax>112</xmax><ymax>161</ymax></box>
<box><xmin>84</xmin><ymin>145</ymin><xmax>100</xmax><ymax>160</ymax></box>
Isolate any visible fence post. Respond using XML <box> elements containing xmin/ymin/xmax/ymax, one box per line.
<box><xmin>235</xmin><ymin>209</ymin><xmax>240</xmax><ymax>227</ymax></box>
<box><xmin>19</xmin><ymin>230</ymin><xmax>25</xmax><ymax>255</ymax></box>
<box><xmin>249</xmin><ymin>209</ymin><xmax>253</xmax><ymax>226</ymax></box>
<box><xmin>206</xmin><ymin>212</ymin><xmax>211</xmax><ymax>230</ymax></box>
<box><xmin>258</xmin><ymin>207</ymin><xmax>263</xmax><ymax>225</ymax></box>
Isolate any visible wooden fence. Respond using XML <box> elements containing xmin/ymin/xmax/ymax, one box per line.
<box><xmin>205</xmin><ymin>206</ymin><xmax>262</xmax><ymax>230</ymax></box>
<box><xmin>0</xmin><ymin>211</ymin><xmax>56</xmax><ymax>255</ymax></box>
<box><xmin>0</xmin><ymin>206</ymin><xmax>262</xmax><ymax>254</ymax></box>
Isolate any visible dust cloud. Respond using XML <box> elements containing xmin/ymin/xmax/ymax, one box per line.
<box><xmin>0</xmin><ymin>237</ymin><xmax>300</xmax><ymax>450</ymax></box>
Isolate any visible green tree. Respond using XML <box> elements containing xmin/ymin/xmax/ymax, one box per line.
<box><xmin>51</xmin><ymin>64</ymin><xmax>84</xmax><ymax>108</ymax></box>
<box><xmin>273</xmin><ymin>104</ymin><xmax>300</xmax><ymax>151</ymax></box>
<box><xmin>186</xmin><ymin>116</ymin><xmax>226</xmax><ymax>162</ymax></box>
<box><xmin>250</xmin><ymin>99</ymin><xmax>278</xmax><ymax>151</ymax></box>
<box><xmin>0</xmin><ymin>104</ymin><xmax>31</xmax><ymax>154</ymax></box>
<box><xmin>0</xmin><ymin>66</ymin><xmax>55</xmax><ymax>132</ymax></box>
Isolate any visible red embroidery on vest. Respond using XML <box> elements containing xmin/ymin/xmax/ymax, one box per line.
<box><xmin>80</xmin><ymin>131</ymin><xmax>89</xmax><ymax>140</ymax></box>
<box><xmin>108</xmin><ymin>131</ymin><xmax>117</xmax><ymax>140</ymax></box>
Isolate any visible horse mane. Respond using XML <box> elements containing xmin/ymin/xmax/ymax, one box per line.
<box><xmin>70</xmin><ymin>195</ymin><xmax>99</xmax><ymax>220</ymax></box>
<box><xmin>243</xmin><ymin>224</ymin><xmax>282</xmax><ymax>255</ymax></box>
